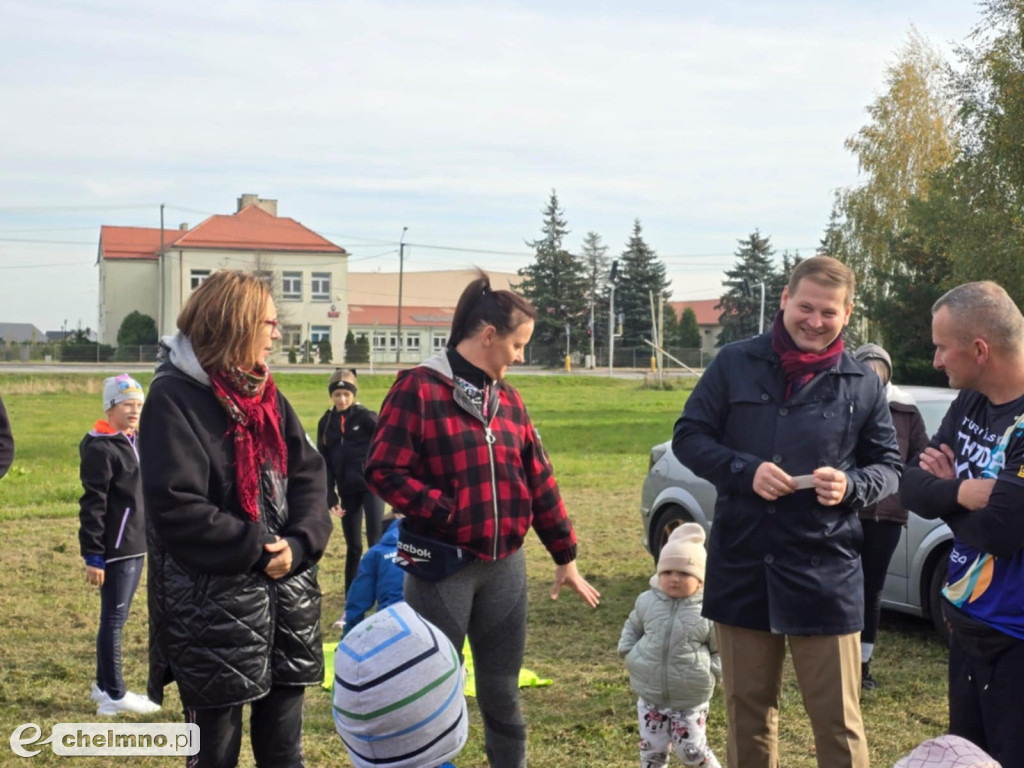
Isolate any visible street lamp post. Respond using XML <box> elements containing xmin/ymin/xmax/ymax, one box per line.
<box><xmin>395</xmin><ymin>226</ymin><xmax>408</xmax><ymax>364</ymax></box>
<box><xmin>607</xmin><ymin>259</ymin><xmax>619</xmax><ymax>377</ymax></box>
<box><xmin>757</xmin><ymin>280</ymin><xmax>766</xmax><ymax>334</ymax></box>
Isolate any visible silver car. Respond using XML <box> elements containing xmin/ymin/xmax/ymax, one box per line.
<box><xmin>641</xmin><ymin>385</ymin><xmax>957</xmax><ymax>639</ymax></box>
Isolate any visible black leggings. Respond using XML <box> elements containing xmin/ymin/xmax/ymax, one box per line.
<box><xmin>860</xmin><ymin>518</ymin><xmax>902</xmax><ymax>645</ymax></box>
<box><xmin>339</xmin><ymin>491</ymin><xmax>383</xmax><ymax>593</ymax></box>
<box><xmin>404</xmin><ymin>550</ymin><xmax>528</xmax><ymax>768</ymax></box>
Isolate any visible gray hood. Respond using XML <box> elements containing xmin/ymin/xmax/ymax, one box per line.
<box><xmin>419</xmin><ymin>350</ymin><xmax>453</xmax><ymax>379</ymax></box>
<box><xmin>158</xmin><ymin>332</ymin><xmax>210</xmax><ymax>387</ymax></box>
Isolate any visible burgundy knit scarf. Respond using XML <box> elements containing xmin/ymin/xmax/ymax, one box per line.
<box><xmin>209</xmin><ymin>366</ymin><xmax>288</xmax><ymax>522</ymax></box>
<box><xmin>769</xmin><ymin>310</ymin><xmax>845</xmax><ymax>399</ymax></box>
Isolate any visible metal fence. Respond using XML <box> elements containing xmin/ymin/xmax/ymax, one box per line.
<box><xmin>525</xmin><ymin>344</ymin><xmax>714</xmax><ymax>370</ymax></box>
<box><xmin>0</xmin><ymin>342</ymin><xmax>160</xmax><ymax>363</ymax></box>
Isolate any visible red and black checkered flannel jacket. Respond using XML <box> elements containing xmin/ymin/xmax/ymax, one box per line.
<box><xmin>365</xmin><ymin>355</ymin><xmax>577</xmax><ymax>564</ymax></box>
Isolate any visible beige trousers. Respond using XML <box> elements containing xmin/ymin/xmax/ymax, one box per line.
<box><xmin>715</xmin><ymin>623</ymin><xmax>869</xmax><ymax>768</ymax></box>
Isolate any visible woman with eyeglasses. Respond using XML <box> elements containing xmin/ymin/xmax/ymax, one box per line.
<box><xmin>140</xmin><ymin>270</ymin><xmax>332</xmax><ymax>768</ymax></box>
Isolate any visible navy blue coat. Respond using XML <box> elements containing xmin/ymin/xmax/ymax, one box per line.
<box><xmin>673</xmin><ymin>333</ymin><xmax>901</xmax><ymax>635</ymax></box>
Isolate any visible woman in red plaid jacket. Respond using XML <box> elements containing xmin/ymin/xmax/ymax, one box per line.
<box><xmin>365</xmin><ymin>271</ymin><xmax>600</xmax><ymax>768</ymax></box>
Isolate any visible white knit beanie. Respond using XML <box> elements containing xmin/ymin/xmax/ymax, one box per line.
<box><xmin>656</xmin><ymin>522</ymin><xmax>707</xmax><ymax>582</ymax></box>
<box><xmin>102</xmin><ymin>374</ymin><xmax>145</xmax><ymax>411</ymax></box>
<box><xmin>333</xmin><ymin>602</ymin><xmax>468</xmax><ymax>768</ymax></box>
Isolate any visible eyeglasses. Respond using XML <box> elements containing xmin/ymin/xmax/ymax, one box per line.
<box><xmin>263</xmin><ymin>319</ymin><xmax>279</xmax><ymax>329</ymax></box>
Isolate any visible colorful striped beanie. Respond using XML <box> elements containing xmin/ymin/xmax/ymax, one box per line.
<box><xmin>333</xmin><ymin>601</ymin><xmax>468</xmax><ymax>768</ymax></box>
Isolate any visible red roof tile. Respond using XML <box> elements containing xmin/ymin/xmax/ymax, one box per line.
<box><xmin>669</xmin><ymin>299</ymin><xmax>721</xmax><ymax>326</ymax></box>
<box><xmin>348</xmin><ymin>305</ymin><xmax>454</xmax><ymax>327</ymax></box>
<box><xmin>99</xmin><ymin>205</ymin><xmax>344</xmax><ymax>260</ymax></box>
<box><xmin>100</xmin><ymin>225</ymin><xmax>185</xmax><ymax>260</ymax></box>
<box><xmin>173</xmin><ymin>205</ymin><xmax>345</xmax><ymax>253</ymax></box>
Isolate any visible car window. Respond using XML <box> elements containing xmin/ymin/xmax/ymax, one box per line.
<box><xmin>916</xmin><ymin>398</ymin><xmax>954</xmax><ymax>436</ymax></box>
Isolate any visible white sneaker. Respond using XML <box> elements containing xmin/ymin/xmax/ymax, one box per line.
<box><xmin>96</xmin><ymin>690</ymin><xmax>161</xmax><ymax>715</ymax></box>
<box><xmin>90</xmin><ymin>682</ymin><xmax>103</xmax><ymax>703</ymax></box>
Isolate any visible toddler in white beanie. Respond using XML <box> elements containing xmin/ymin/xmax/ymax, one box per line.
<box><xmin>619</xmin><ymin>523</ymin><xmax>722</xmax><ymax>768</ymax></box>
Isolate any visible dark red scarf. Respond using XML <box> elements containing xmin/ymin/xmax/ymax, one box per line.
<box><xmin>209</xmin><ymin>366</ymin><xmax>288</xmax><ymax>522</ymax></box>
<box><xmin>769</xmin><ymin>310</ymin><xmax>844</xmax><ymax>399</ymax></box>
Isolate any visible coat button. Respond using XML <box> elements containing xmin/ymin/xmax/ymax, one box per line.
<box><xmin>764</xmin><ymin>554</ymin><xmax>774</xmax><ymax>564</ymax></box>
<box><xmin>824</xmin><ymin>410</ymin><xmax>834</xmax><ymax>418</ymax></box>
<box><xmin>766</xmin><ymin>505</ymin><xmax>776</xmax><ymax>515</ymax></box>
<box><xmin>779</xmin><ymin>407</ymin><xmax>789</xmax><ymax>416</ymax></box>
<box><xmin>772</xmin><ymin>454</ymin><xmax>782</xmax><ymax>463</ymax></box>
<box><xmin>761</xmin><ymin>393</ymin><xmax>770</xmax><ymax>401</ymax></box>
<box><xmin>811</xmin><ymin>557</ymin><xmax>820</xmax><ymax>566</ymax></box>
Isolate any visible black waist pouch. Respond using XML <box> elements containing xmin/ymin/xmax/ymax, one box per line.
<box><xmin>395</xmin><ymin>520</ymin><xmax>475</xmax><ymax>582</ymax></box>
<box><xmin>943</xmin><ymin>599</ymin><xmax>1020</xmax><ymax>662</ymax></box>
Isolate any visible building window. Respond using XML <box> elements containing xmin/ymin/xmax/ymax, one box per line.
<box><xmin>311</xmin><ymin>272</ymin><xmax>331</xmax><ymax>301</ymax></box>
<box><xmin>190</xmin><ymin>269</ymin><xmax>211</xmax><ymax>290</ymax></box>
<box><xmin>310</xmin><ymin>325</ymin><xmax>331</xmax><ymax>343</ymax></box>
<box><xmin>432</xmin><ymin>334</ymin><xmax>448</xmax><ymax>351</ymax></box>
<box><xmin>281</xmin><ymin>324</ymin><xmax>302</xmax><ymax>348</ymax></box>
<box><xmin>405</xmin><ymin>335</ymin><xmax>420</xmax><ymax>350</ymax></box>
<box><xmin>282</xmin><ymin>271</ymin><xmax>302</xmax><ymax>301</ymax></box>
<box><xmin>372</xmin><ymin>333</ymin><xmax>387</xmax><ymax>350</ymax></box>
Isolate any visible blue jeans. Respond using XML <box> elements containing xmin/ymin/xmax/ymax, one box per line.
<box><xmin>96</xmin><ymin>556</ymin><xmax>144</xmax><ymax>700</ymax></box>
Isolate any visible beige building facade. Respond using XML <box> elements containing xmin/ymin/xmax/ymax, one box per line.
<box><xmin>98</xmin><ymin>196</ymin><xmax>348</xmax><ymax>362</ymax></box>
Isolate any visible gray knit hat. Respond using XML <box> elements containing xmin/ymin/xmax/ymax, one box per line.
<box><xmin>657</xmin><ymin>522</ymin><xmax>707</xmax><ymax>581</ymax></box>
<box><xmin>333</xmin><ymin>602</ymin><xmax>467</xmax><ymax>768</ymax></box>
<box><xmin>853</xmin><ymin>343</ymin><xmax>892</xmax><ymax>381</ymax></box>
<box><xmin>102</xmin><ymin>374</ymin><xmax>145</xmax><ymax>410</ymax></box>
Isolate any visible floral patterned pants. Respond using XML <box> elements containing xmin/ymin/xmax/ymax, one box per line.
<box><xmin>637</xmin><ymin>698</ymin><xmax>722</xmax><ymax>768</ymax></box>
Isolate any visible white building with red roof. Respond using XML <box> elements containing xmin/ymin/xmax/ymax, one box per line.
<box><xmin>97</xmin><ymin>194</ymin><xmax>348</xmax><ymax>358</ymax></box>
<box><xmin>345</xmin><ymin>269</ymin><xmax>519</xmax><ymax>364</ymax></box>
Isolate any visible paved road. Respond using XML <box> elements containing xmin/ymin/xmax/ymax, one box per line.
<box><xmin>0</xmin><ymin>362</ymin><xmax>698</xmax><ymax>379</ymax></box>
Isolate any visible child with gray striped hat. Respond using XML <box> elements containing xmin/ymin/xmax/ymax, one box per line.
<box><xmin>333</xmin><ymin>601</ymin><xmax>467</xmax><ymax>768</ymax></box>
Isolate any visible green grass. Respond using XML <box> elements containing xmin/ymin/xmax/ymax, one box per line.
<box><xmin>0</xmin><ymin>372</ymin><xmax>948</xmax><ymax>766</ymax></box>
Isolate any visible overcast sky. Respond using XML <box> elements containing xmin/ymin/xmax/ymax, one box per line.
<box><xmin>0</xmin><ymin>0</ymin><xmax>980</xmax><ymax>333</ymax></box>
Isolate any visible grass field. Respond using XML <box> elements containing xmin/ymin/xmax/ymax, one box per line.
<box><xmin>0</xmin><ymin>371</ymin><xmax>950</xmax><ymax>767</ymax></box>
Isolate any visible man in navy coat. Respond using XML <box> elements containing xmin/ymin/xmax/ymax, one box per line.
<box><xmin>674</xmin><ymin>256</ymin><xmax>901</xmax><ymax>768</ymax></box>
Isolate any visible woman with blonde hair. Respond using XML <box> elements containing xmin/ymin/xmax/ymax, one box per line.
<box><xmin>140</xmin><ymin>270</ymin><xmax>332</xmax><ymax>768</ymax></box>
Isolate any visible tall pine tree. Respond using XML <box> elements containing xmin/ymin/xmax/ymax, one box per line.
<box><xmin>615</xmin><ymin>219</ymin><xmax>671</xmax><ymax>346</ymax></box>
<box><xmin>717</xmin><ymin>230</ymin><xmax>778</xmax><ymax>346</ymax></box>
<box><xmin>580</xmin><ymin>231</ymin><xmax>610</xmax><ymax>356</ymax></box>
<box><xmin>517</xmin><ymin>191</ymin><xmax>588</xmax><ymax>363</ymax></box>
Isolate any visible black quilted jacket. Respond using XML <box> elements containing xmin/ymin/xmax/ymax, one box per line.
<box><xmin>140</xmin><ymin>363</ymin><xmax>332</xmax><ymax>708</ymax></box>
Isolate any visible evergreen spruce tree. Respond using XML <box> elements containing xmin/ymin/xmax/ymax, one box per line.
<box><xmin>517</xmin><ymin>191</ymin><xmax>588</xmax><ymax>364</ymax></box>
<box><xmin>717</xmin><ymin>230</ymin><xmax>778</xmax><ymax>346</ymax></box>
<box><xmin>580</xmin><ymin>231</ymin><xmax>610</xmax><ymax>349</ymax></box>
<box><xmin>677</xmin><ymin>307</ymin><xmax>701</xmax><ymax>349</ymax></box>
<box><xmin>615</xmin><ymin>219</ymin><xmax>671</xmax><ymax>346</ymax></box>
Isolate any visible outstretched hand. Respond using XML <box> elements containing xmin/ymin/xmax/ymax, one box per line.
<box><xmin>551</xmin><ymin>560</ymin><xmax>600</xmax><ymax>608</ymax></box>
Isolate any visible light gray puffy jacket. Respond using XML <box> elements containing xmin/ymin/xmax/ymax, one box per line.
<box><xmin>618</xmin><ymin>578</ymin><xmax>721</xmax><ymax>710</ymax></box>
